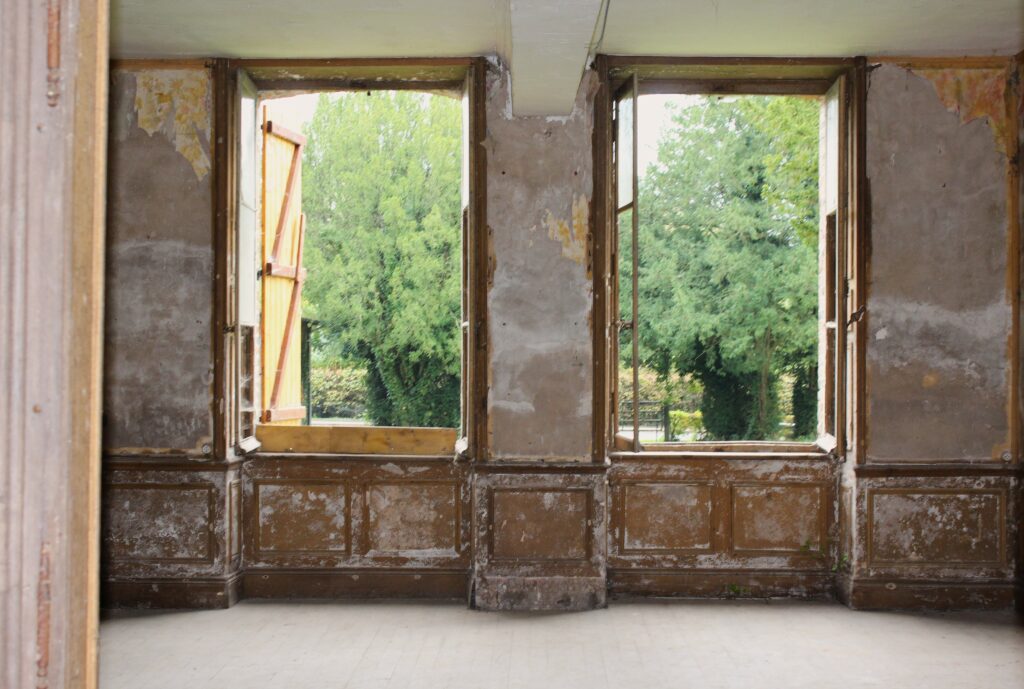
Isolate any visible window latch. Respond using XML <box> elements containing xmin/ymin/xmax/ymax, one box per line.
<box><xmin>617</xmin><ymin>319</ymin><xmax>635</xmax><ymax>331</ymax></box>
<box><xmin>847</xmin><ymin>305</ymin><xmax>865</xmax><ymax>327</ymax></box>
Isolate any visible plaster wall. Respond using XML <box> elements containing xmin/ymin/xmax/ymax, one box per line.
<box><xmin>866</xmin><ymin>63</ymin><xmax>1013</xmax><ymax>463</ymax></box>
<box><xmin>104</xmin><ymin>67</ymin><xmax>215</xmax><ymax>454</ymax></box>
<box><xmin>484</xmin><ymin>63</ymin><xmax>596</xmax><ymax>461</ymax></box>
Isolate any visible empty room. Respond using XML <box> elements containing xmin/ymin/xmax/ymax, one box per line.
<box><xmin>2</xmin><ymin>1</ymin><xmax>1023</xmax><ymax>687</ymax></box>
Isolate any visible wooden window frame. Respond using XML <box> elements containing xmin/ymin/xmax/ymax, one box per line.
<box><xmin>591</xmin><ymin>56</ymin><xmax>867</xmax><ymax>460</ymax></box>
<box><xmin>214</xmin><ymin>58</ymin><xmax>489</xmax><ymax>458</ymax></box>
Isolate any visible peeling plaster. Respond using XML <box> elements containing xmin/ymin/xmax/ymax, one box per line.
<box><xmin>105</xmin><ymin>68</ymin><xmax>215</xmax><ymax>451</ymax></box>
<box><xmin>134</xmin><ymin>70</ymin><xmax>212</xmax><ymax>179</ymax></box>
<box><xmin>866</xmin><ymin>64</ymin><xmax>1011</xmax><ymax>462</ymax></box>
<box><xmin>914</xmin><ymin>67</ymin><xmax>1014</xmax><ymax>157</ymax></box>
<box><xmin>543</xmin><ymin>193</ymin><xmax>590</xmax><ymax>269</ymax></box>
<box><xmin>485</xmin><ymin>61</ymin><xmax>596</xmax><ymax>460</ymax></box>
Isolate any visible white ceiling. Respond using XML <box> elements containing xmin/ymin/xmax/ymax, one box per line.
<box><xmin>112</xmin><ymin>0</ymin><xmax>1024</xmax><ymax>115</ymax></box>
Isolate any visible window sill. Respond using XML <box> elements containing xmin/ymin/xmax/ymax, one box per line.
<box><xmin>608</xmin><ymin>449</ymin><xmax>833</xmax><ymax>461</ymax></box>
<box><xmin>609</xmin><ymin>434</ymin><xmax>836</xmax><ymax>461</ymax></box>
<box><xmin>255</xmin><ymin>423</ymin><xmax>458</xmax><ymax>456</ymax></box>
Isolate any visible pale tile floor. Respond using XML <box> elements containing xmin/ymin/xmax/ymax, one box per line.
<box><xmin>100</xmin><ymin>599</ymin><xmax>1024</xmax><ymax>689</ymax></box>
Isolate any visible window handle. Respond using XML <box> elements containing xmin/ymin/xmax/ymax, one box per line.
<box><xmin>617</xmin><ymin>319</ymin><xmax>635</xmax><ymax>331</ymax></box>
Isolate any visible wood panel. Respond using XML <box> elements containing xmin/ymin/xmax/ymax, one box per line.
<box><xmin>260</xmin><ymin>113</ymin><xmax>304</xmax><ymax>424</ymax></box>
<box><xmin>244</xmin><ymin>455</ymin><xmax>470</xmax><ymax>570</ymax></box>
<box><xmin>365</xmin><ymin>483</ymin><xmax>461</xmax><ymax>554</ymax></box>
<box><xmin>608</xmin><ymin>455</ymin><xmax>838</xmax><ymax>587</ymax></box>
<box><xmin>731</xmin><ymin>483</ymin><xmax>827</xmax><ymax>554</ymax></box>
<box><xmin>620</xmin><ymin>482</ymin><xmax>713</xmax><ymax>552</ymax></box>
<box><xmin>490</xmin><ymin>489</ymin><xmax>591</xmax><ymax>561</ymax></box>
<box><xmin>867</xmin><ymin>489</ymin><xmax>1006</xmax><ymax>566</ymax></box>
<box><xmin>255</xmin><ymin>481</ymin><xmax>348</xmax><ymax>554</ymax></box>
<box><xmin>104</xmin><ymin>484</ymin><xmax>216</xmax><ymax>563</ymax></box>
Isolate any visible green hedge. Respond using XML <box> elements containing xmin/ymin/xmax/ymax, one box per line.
<box><xmin>669</xmin><ymin>410</ymin><xmax>704</xmax><ymax>439</ymax></box>
<box><xmin>310</xmin><ymin>365</ymin><xmax>368</xmax><ymax>419</ymax></box>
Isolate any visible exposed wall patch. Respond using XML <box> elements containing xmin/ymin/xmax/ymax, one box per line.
<box><xmin>134</xmin><ymin>70</ymin><xmax>212</xmax><ymax>179</ymax></box>
<box><xmin>914</xmin><ymin>67</ymin><xmax>1013</xmax><ymax>157</ymax></box>
<box><xmin>544</xmin><ymin>193</ymin><xmax>589</xmax><ymax>267</ymax></box>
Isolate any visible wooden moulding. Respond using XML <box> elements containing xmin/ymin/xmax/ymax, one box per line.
<box><xmin>609</xmin><ymin>570</ymin><xmax>835</xmax><ymax>600</ymax></box>
<box><xmin>846</xmin><ymin>578</ymin><xmax>1016</xmax><ymax>611</ymax></box>
<box><xmin>255</xmin><ymin>424</ymin><xmax>458</xmax><ymax>455</ymax></box>
<box><xmin>102</xmin><ymin>574</ymin><xmax>242</xmax><ymax>610</ymax></box>
<box><xmin>241</xmin><ymin>569</ymin><xmax>469</xmax><ymax>600</ymax></box>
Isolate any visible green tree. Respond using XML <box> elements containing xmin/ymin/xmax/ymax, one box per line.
<box><xmin>630</xmin><ymin>95</ymin><xmax>819</xmax><ymax>439</ymax></box>
<box><xmin>301</xmin><ymin>91</ymin><xmax>463</xmax><ymax>427</ymax></box>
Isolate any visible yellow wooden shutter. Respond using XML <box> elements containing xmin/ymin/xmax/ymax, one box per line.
<box><xmin>261</xmin><ymin>112</ymin><xmax>307</xmax><ymax>424</ymax></box>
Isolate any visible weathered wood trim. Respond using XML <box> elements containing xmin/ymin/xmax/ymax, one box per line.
<box><xmin>69</xmin><ymin>0</ymin><xmax>109</xmax><ymax>684</ymax></box>
<box><xmin>110</xmin><ymin>58</ymin><xmax>210</xmax><ymax>70</ymax></box>
<box><xmin>609</xmin><ymin>569</ymin><xmax>835</xmax><ymax>599</ymax></box>
<box><xmin>591</xmin><ymin>54</ymin><xmax>611</xmax><ymax>463</ymax></box>
<box><xmin>241</xmin><ymin>569</ymin><xmax>469</xmax><ymax>599</ymax></box>
<box><xmin>467</xmin><ymin>57</ymin><xmax>490</xmax><ymax>462</ymax></box>
<box><xmin>2</xmin><ymin>0</ymin><xmax>108</xmax><ymax>684</ymax></box>
<box><xmin>255</xmin><ymin>424</ymin><xmax>458</xmax><ymax>455</ymax></box>
<box><xmin>855</xmin><ymin>463</ymin><xmax>1023</xmax><ymax>478</ymax></box>
<box><xmin>846</xmin><ymin>578</ymin><xmax>1016</xmax><ymax>610</ymax></box>
<box><xmin>638</xmin><ymin>78</ymin><xmax>833</xmax><ymax>96</ymax></box>
<box><xmin>102</xmin><ymin>574</ymin><xmax>242</xmax><ymax>609</ymax></box>
<box><xmin>851</xmin><ymin>57</ymin><xmax>869</xmax><ymax>465</ymax></box>
<box><xmin>212</xmin><ymin>59</ymin><xmax>233</xmax><ymax>461</ymax></box>
<box><xmin>235</xmin><ymin>57</ymin><xmax>476</xmax><ymax>68</ymax></box>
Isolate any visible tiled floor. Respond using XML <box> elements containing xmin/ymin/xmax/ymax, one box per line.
<box><xmin>100</xmin><ymin>599</ymin><xmax>1024</xmax><ymax>689</ymax></box>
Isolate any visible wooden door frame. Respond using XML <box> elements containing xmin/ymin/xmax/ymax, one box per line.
<box><xmin>1</xmin><ymin>0</ymin><xmax>108</xmax><ymax>686</ymax></box>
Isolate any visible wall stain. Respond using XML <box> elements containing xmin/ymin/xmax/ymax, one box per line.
<box><xmin>914</xmin><ymin>67</ymin><xmax>1013</xmax><ymax>156</ymax></box>
<box><xmin>543</xmin><ymin>193</ymin><xmax>589</xmax><ymax>269</ymax></box>
<box><xmin>134</xmin><ymin>70</ymin><xmax>212</xmax><ymax>179</ymax></box>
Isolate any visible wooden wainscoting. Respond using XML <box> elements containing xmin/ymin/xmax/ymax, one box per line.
<box><xmin>607</xmin><ymin>453</ymin><xmax>840</xmax><ymax>598</ymax></box>
<box><xmin>241</xmin><ymin>454</ymin><xmax>471</xmax><ymax>599</ymax></box>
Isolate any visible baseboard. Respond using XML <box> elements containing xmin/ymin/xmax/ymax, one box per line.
<box><xmin>846</xmin><ymin>577</ymin><xmax>1016</xmax><ymax>610</ymax></box>
<box><xmin>241</xmin><ymin>568</ymin><xmax>469</xmax><ymax>600</ymax></box>
<box><xmin>102</xmin><ymin>573</ymin><xmax>241</xmax><ymax>609</ymax></box>
<box><xmin>608</xmin><ymin>569</ymin><xmax>835</xmax><ymax>599</ymax></box>
<box><xmin>472</xmin><ymin>575</ymin><xmax>607</xmax><ymax>611</ymax></box>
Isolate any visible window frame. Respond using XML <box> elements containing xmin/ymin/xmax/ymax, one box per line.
<box><xmin>215</xmin><ymin>58</ymin><xmax>489</xmax><ymax>458</ymax></box>
<box><xmin>592</xmin><ymin>56</ymin><xmax>867</xmax><ymax>460</ymax></box>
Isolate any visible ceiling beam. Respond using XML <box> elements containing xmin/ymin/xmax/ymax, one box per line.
<box><xmin>508</xmin><ymin>0</ymin><xmax>604</xmax><ymax>116</ymax></box>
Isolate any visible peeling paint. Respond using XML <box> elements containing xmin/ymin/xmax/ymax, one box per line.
<box><xmin>914</xmin><ymin>67</ymin><xmax>1013</xmax><ymax>157</ymax></box>
<box><xmin>134</xmin><ymin>70</ymin><xmax>212</xmax><ymax>179</ymax></box>
<box><xmin>543</xmin><ymin>193</ymin><xmax>589</xmax><ymax>268</ymax></box>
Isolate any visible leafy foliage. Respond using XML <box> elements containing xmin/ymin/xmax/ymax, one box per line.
<box><xmin>629</xmin><ymin>95</ymin><xmax>820</xmax><ymax>440</ymax></box>
<box><xmin>309</xmin><ymin>365</ymin><xmax>368</xmax><ymax>419</ymax></box>
<box><xmin>301</xmin><ymin>91</ymin><xmax>463</xmax><ymax>427</ymax></box>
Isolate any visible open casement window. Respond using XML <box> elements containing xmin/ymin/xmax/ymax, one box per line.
<box><xmin>608</xmin><ymin>61</ymin><xmax>859</xmax><ymax>455</ymax></box>
<box><xmin>223</xmin><ymin>59</ymin><xmax>487</xmax><ymax>456</ymax></box>
<box><xmin>233</xmin><ymin>68</ymin><xmax>261</xmax><ymax>453</ymax></box>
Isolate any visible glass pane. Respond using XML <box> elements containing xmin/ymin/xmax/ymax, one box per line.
<box><xmin>616</xmin><ymin>87</ymin><xmax>634</xmax><ymax>209</ymax></box>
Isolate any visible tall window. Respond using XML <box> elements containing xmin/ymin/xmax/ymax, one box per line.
<box><xmin>228</xmin><ymin>60</ymin><xmax>486</xmax><ymax>456</ymax></box>
<box><xmin>611</xmin><ymin>69</ymin><xmax>850</xmax><ymax>451</ymax></box>
<box><xmin>258</xmin><ymin>90</ymin><xmax>464</xmax><ymax>429</ymax></box>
